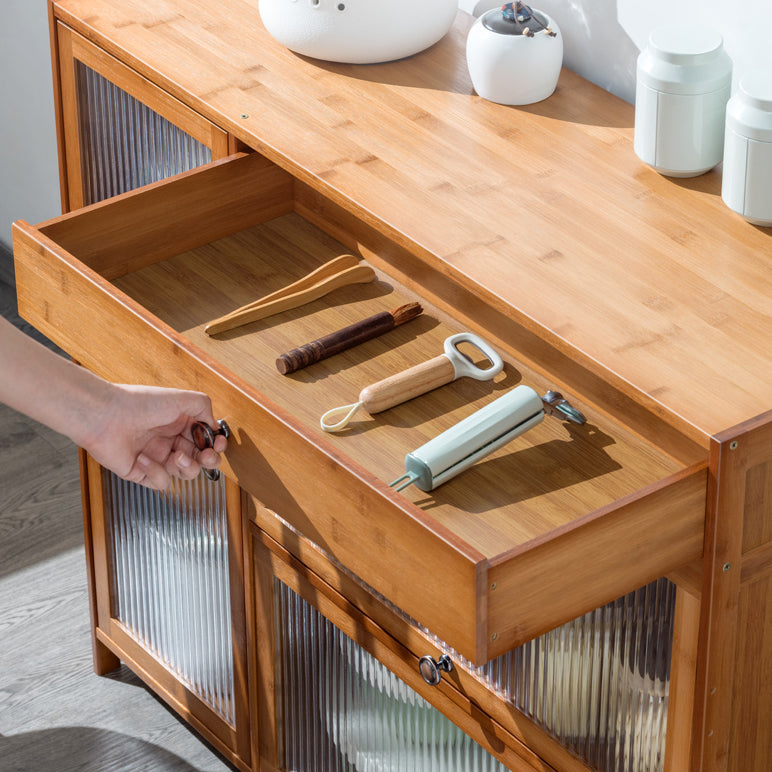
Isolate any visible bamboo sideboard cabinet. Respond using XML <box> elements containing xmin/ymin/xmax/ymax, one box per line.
<box><xmin>12</xmin><ymin>2</ymin><xmax>772</xmax><ymax>771</ymax></box>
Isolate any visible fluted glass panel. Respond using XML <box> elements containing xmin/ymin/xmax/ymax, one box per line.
<box><xmin>395</xmin><ymin>580</ymin><xmax>674</xmax><ymax>772</ymax></box>
<box><xmin>275</xmin><ymin>580</ymin><xmax>509</xmax><ymax>772</ymax></box>
<box><xmin>105</xmin><ymin>471</ymin><xmax>234</xmax><ymax>724</ymax></box>
<box><xmin>480</xmin><ymin>579</ymin><xmax>675</xmax><ymax>772</ymax></box>
<box><xmin>75</xmin><ymin>62</ymin><xmax>212</xmax><ymax>205</ymax></box>
<box><xmin>270</xmin><ymin>514</ymin><xmax>675</xmax><ymax>772</ymax></box>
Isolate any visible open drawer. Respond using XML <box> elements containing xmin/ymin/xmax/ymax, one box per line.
<box><xmin>13</xmin><ymin>151</ymin><xmax>707</xmax><ymax>664</ymax></box>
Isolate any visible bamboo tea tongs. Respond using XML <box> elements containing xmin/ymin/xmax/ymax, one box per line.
<box><xmin>205</xmin><ymin>254</ymin><xmax>376</xmax><ymax>336</ymax></box>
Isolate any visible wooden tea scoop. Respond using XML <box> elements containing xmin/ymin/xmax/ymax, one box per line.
<box><xmin>204</xmin><ymin>254</ymin><xmax>375</xmax><ymax>335</ymax></box>
<box><xmin>276</xmin><ymin>302</ymin><xmax>423</xmax><ymax>375</ymax></box>
<box><xmin>320</xmin><ymin>332</ymin><xmax>504</xmax><ymax>432</ymax></box>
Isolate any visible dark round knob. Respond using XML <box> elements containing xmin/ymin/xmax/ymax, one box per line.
<box><xmin>418</xmin><ymin>654</ymin><xmax>453</xmax><ymax>686</ymax></box>
<box><xmin>191</xmin><ymin>419</ymin><xmax>230</xmax><ymax>481</ymax></box>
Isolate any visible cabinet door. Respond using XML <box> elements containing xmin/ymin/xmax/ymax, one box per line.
<box><xmin>252</xmin><ymin>505</ymin><xmax>700</xmax><ymax>772</ymax></box>
<box><xmin>54</xmin><ymin>22</ymin><xmax>231</xmax><ymax>211</ymax></box>
<box><xmin>84</xmin><ymin>454</ymin><xmax>251</xmax><ymax>769</ymax></box>
<box><xmin>48</xmin><ymin>22</ymin><xmax>250</xmax><ymax>769</ymax></box>
<box><xmin>248</xmin><ymin>520</ymin><xmax>551</xmax><ymax>772</ymax></box>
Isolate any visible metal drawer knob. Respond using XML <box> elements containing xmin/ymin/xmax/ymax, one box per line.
<box><xmin>418</xmin><ymin>654</ymin><xmax>453</xmax><ymax>686</ymax></box>
<box><xmin>191</xmin><ymin>419</ymin><xmax>230</xmax><ymax>481</ymax></box>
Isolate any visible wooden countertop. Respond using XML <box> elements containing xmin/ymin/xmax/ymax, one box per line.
<box><xmin>53</xmin><ymin>0</ymin><xmax>772</xmax><ymax>444</ymax></box>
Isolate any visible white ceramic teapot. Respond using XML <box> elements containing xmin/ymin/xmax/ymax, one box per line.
<box><xmin>258</xmin><ymin>0</ymin><xmax>459</xmax><ymax>64</ymax></box>
<box><xmin>466</xmin><ymin>3</ymin><xmax>563</xmax><ymax>105</ymax></box>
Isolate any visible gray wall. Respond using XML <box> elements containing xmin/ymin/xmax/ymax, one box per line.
<box><xmin>1</xmin><ymin>1</ymin><xmax>61</xmax><ymax>280</ymax></box>
<box><xmin>3</xmin><ymin>0</ymin><xmax>772</xmax><ymax>270</ymax></box>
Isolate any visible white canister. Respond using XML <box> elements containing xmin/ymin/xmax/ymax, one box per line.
<box><xmin>466</xmin><ymin>5</ymin><xmax>563</xmax><ymax>106</ymax></box>
<box><xmin>634</xmin><ymin>25</ymin><xmax>732</xmax><ymax>177</ymax></box>
<box><xmin>722</xmin><ymin>70</ymin><xmax>772</xmax><ymax>226</ymax></box>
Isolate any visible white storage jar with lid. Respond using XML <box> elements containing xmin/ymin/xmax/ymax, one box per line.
<box><xmin>634</xmin><ymin>24</ymin><xmax>732</xmax><ymax>177</ymax></box>
<box><xmin>722</xmin><ymin>69</ymin><xmax>772</xmax><ymax>226</ymax></box>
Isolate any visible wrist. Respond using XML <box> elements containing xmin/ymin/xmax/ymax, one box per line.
<box><xmin>61</xmin><ymin>365</ymin><xmax>118</xmax><ymax>452</ymax></box>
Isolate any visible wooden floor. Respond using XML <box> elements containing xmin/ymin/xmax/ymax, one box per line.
<box><xmin>0</xmin><ymin>273</ymin><xmax>237</xmax><ymax>771</ymax></box>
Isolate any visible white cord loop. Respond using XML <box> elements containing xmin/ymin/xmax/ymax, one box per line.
<box><xmin>320</xmin><ymin>401</ymin><xmax>364</xmax><ymax>432</ymax></box>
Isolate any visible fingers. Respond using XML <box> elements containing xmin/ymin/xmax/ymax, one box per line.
<box><xmin>126</xmin><ymin>452</ymin><xmax>172</xmax><ymax>491</ymax></box>
<box><xmin>175</xmin><ymin>433</ymin><xmax>226</xmax><ymax>471</ymax></box>
<box><xmin>176</xmin><ymin>390</ymin><xmax>217</xmax><ymax>428</ymax></box>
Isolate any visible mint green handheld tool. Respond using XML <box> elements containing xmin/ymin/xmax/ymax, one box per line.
<box><xmin>390</xmin><ymin>386</ymin><xmax>586</xmax><ymax>492</ymax></box>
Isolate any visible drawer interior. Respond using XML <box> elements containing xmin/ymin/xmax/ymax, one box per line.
<box><xmin>112</xmin><ymin>210</ymin><xmax>683</xmax><ymax>555</ymax></box>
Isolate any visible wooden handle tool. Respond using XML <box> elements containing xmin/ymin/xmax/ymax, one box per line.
<box><xmin>204</xmin><ymin>254</ymin><xmax>374</xmax><ymax>335</ymax></box>
<box><xmin>276</xmin><ymin>302</ymin><xmax>423</xmax><ymax>375</ymax></box>
<box><xmin>320</xmin><ymin>332</ymin><xmax>504</xmax><ymax>432</ymax></box>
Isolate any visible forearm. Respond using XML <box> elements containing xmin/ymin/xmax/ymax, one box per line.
<box><xmin>0</xmin><ymin>315</ymin><xmax>109</xmax><ymax>448</ymax></box>
<box><xmin>2</xmin><ymin>315</ymin><xmax>225</xmax><ymax>489</ymax></box>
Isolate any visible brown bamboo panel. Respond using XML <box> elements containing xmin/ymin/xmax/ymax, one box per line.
<box><xmin>741</xmin><ymin>459</ymin><xmax>772</xmax><ymax>553</ymax></box>
<box><xmin>51</xmin><ymin>0</ymin><xmax>772</xmax><ymax>441</ymax></box>
<box><xmin>664</xmin><ymin>588</ymin><xmax>701</xmax><ymax>771</ymax></box>
<box><xmin>487</xmin><ymin>465</ymin><xmax>707</xmax><ymax>657</ymax></box>
<box><xmin>693</xmin><ymin>412</ymin><xmax>772</xmax><ymax>772</ymax></box>
<box><xmin>729</xmin><ymin>572</ymin><xmax>772</xmax><ymax>772</ymax></box>
<box><xmin>38</xmin><ymin>152</ymin><xmax>294</xmax><ymax>279</ymax></box>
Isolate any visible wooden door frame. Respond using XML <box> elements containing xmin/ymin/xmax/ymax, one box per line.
<box><xmin>81</xmin><ymin>454</ymin><xmax>251</xmax><ymax>769</ymax></box>
<box><xmin>50</xmin><ymin>17</ymin><xmax>230</xmax><ymax>213</ymax></box>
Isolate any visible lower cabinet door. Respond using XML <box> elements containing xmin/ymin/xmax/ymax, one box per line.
<box><xmin>248</xmin><ymin>524</ymin><xmax>559</xmax><ymax>772</ymax></box>
<box><xmin>83</xmin><ymin>455</ymin><xmax>251</xmax><ymax>770</ymax></box>
<box><xmin>249</xmin><ymin>506</ymin><xmax>693</xmax><ymax>772</ymax></box>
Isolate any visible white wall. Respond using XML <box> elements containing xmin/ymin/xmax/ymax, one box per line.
<box><xmin>460</xmin><ymin>0</ymin><xmax>772</xmax><ymax>104</ymax></box>
<box><xmin>2</xmin><ymin>1</ymin><xmax>772</xmax><ymax>249</ymax></box>
<box><xmin>0</xmin><ymin>1</ymin><xmax>61</xmax><ymax>252</ymax></box>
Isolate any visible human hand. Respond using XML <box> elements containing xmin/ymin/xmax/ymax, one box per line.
<box><xmin>81</xmin><ymin>383</ymin><xmax>228</xmax><ymax>490</ymax></box>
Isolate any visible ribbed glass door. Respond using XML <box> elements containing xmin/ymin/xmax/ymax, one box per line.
<box><xmin>74</xmin><ymin>61</ymin><xmax>213</xmax><ymax>205</ymax></box>
<box><xmin>480</xmin><ymin>579</ymin><xmax>675</xmax><ymax>771</ymax></box>
<box><xmin>274</xmin><ymin>579</ymin><xmax>509</xmax><ymax>772</ymax></box>
<box><xmin>75</xmin><ymin>56</ymin><xmax>234</xmax><ymax>724</ymax></box>
<box><xmin>274</xmin><ymin>563</ymin><xmax>675</xmax><ymax>772</ymax></box>
<box><xmin>105</xmin><ymin>472</ymin><xmax>235</xmax><ymax>724</ymax></box>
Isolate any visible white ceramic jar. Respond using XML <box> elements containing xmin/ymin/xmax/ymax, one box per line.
<box><xmin>258</xmin><ymin>0</ymin><xmax>458</xmax><ymax>64</ymax></box>
<box><xmin>634</xmin><ymin>25</ymin><xmax>732</xmax><ymax>177</ymax></box>
<box><xmin>466</xmin><ymin>5</ymin><xmax>563</xmax><ymax>106</ymax></box>
<box><xmin>722</xmin><ymin>70</ymin><xmax>772</xmax><ymax>226</ymax></box>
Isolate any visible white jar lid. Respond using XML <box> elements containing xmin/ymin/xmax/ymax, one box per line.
<box><xmin>649</xmin><ymin>24</ymin><xmax>723</xmax><ymax>65</ymax></box>
<box><xmin>637</xmin><ymin>24</ymin><xmax>732</xmax><ymax>95</ymax></box>
<box><xmin>738</xmin><ymin>70</ymin><xmax>772</xmax><ymax>111</ymax></box>
<box><xmin>726</xmin><ymin>69</ymin><xmax>772</xmax><ymax>141</ymax></box>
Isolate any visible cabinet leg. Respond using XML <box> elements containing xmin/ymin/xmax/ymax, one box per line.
<box><xmin>78</xmin><ymin>448</ymin><xmax>120</xmax><ymax>676</ymax></box>
<box><xmin>92</xmin><ymin>633</ymin><xmax>121</xmax><ymax>676</ymax></box>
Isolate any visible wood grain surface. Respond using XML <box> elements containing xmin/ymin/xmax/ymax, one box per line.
<box><xmin>107</xmin><ymin>212</ymin><xmax>687</xmax><ymax>560</ymax></box>
<box><xmin>51</xmin><ymin>0</ymin><xmax>772</xmax><ymax>444</ymax></box>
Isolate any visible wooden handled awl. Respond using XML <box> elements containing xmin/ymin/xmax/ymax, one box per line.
<box><xmin>320</xmin><ymin>332</ymin><xmax>504</xmax><ymax>432</ymax></box>
<box><xmin>276</xmin><ymin>302</ymin><xmax>423</xmax><ymax>375</ymax></box>
<box><xmin>205</xmin><ymin>254</ymin><xmax>375</xmax><ymax>335</ymax></box>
